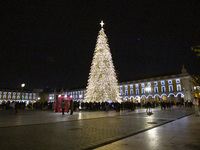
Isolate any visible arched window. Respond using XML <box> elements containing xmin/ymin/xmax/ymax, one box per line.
<box><xmin>125</xmin><ymin>90</ymin><xmax>128</xmax><ymax>96</ymax></box>
<box><xmin>142</xmin><ymin>88</ymin><xmax>145</xmax><ymax>94</ymax></box>
<box><xmin>130</xmin><ymin>89</ymin><xmax>133</xmax><ymax>95</ymax></box>
<box><xmin>161</xmin><ymin>86</ymin><xmax>166</xmax><ymax>92</ymax></box>
<box><xmin>136</xmin><ymin>89</ymin><xmax>139</xmax><ymax>95</ymax></box>
<box><xmin>154</xmin><ymin>87</ymin><xmax>158</xmax><ymax>93</ymax></box>
<box><xmin>169</xmin><ymin>85</ymin><xmax>173</xmax><ymax>92</ymax></box>
<box><xmin>177</xmin><ymin>84</ymin><xmax>181</xmax><ymax>91</ymax></box>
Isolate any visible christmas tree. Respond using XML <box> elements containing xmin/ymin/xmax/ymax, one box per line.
<box><xmin>85</xmin><ymin>21</ymin><xmax>121</xmax><ymax>103</ymax></box>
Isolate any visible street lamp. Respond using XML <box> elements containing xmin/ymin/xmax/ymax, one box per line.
<box><xmin>21</xmin><ymin>83</ymin><xmax>25</xmax><ymax>90</ymax></box>
<box><xmin>145</xmin><ymin>87</ymin><xmax>151</xmax><ymax>93</ymax></box>
<box><xmin>21</xmin><ymin>83</ymin><xmax>25</xmax><ymax>101</ymax></box>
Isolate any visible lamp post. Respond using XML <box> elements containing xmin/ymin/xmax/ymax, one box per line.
<box><xmin>145</xmin><ymin>87</ymin><xmax>151</xmax><ymax>93</ymax></box>
<box><xmin>145</xmin><ymin>87</ymin><xmax>151</xmax><ymax>102</ymax></box>
<box><xmin>21</xmin><ymin>83</ymin><xmax>25</xmax><ymax>102</ymax></box>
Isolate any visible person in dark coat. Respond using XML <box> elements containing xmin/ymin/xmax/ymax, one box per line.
<box><xmin>15</xmin><ymin>102</ymin><xmax>18</xmax><ymax>114</ymax></box>
<box><xmin>146</xmin><ymin>101</ymin><xmax>152</xmax><ymax>113</ymax></box>
<box><xmin>61</xmin><ymin>100</ymin><xmax>65</xmax><ymax>115</ymax></box>
<box><xmin>70</xmin><ymin>100</ymin><xmax>74</xmax><ymax>115</ymax></box>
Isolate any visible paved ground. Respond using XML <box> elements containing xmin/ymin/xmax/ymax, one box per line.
<box><xmin>95</xmin><ymin>112</ymin><xmax>200</xmax><ymax>150</ymax></box>
<box><xmin>0</xmin><ymin>107</ymin><xmax>198</xmax><ymax>150</ymax></box>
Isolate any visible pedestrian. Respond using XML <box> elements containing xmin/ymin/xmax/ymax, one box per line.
<box><xmin>2</xmin><ymin>101</ymin><xmax>5</xmax><ymax>110</ymax></box>
<box><xmin>15</xmin><ymin>102</ymin><xmax>18</xmax><ymax>114</ymax></box>
<box><xmin>146</xmin><ymin>101</ymin><xmax>151</xmax><ymax>113</ymax></box>
<box><xmin>10</xmin><ymin>101</ymin><xmax>15</xmax><ymax>114</ymax></box>
<box><xmin>193</xmin><ymin>99</ymin><xmax>199</xmax><ymax>117</ymax></box>
<box><xmin>61</xmin><ymin>100</ymin><xmax>65</xmax><ymax>115</ymax></box>
<box><xmin>70</xmin><ymin>100</ymin><xmax>74</xmax><ymax>115</ymax></box>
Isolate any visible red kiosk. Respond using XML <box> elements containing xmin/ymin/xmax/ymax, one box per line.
<box><xmin>55</xmin><ymin>92</ymin><xmax>73</xmax><ymax>113</ymax></box>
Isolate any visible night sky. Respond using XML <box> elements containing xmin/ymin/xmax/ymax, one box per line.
<box><xmin>1</xmin><ymin>0</ymin><xmax>200</xmax><ymax>90</ymax></box>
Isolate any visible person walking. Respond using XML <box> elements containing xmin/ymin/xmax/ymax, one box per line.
<box><xmin>70</xmin><ymin>100</ymin><xmax>74</xmax><ymax>115</ymax></box>
<box><xmin>146</xmin><ymin>101</ymin><xmax>153</xmax><ymax>115</ymax></box>
<box><xmin>15</xmin><ymin>102</ymin><xmax>18</xmax><ymax>114</ymax></box>
<box><xmin>10</xmin><ymin>101</ymin><xmax>15</xmax><ymax>114</ymax></box>
<box><xmin>193</xmin><ymin>99</ymin><xmax>199</xmax><ymax>117</ymax></box>
<box><xmin>61</xmin><ymin>100</ymin><xmax>65</xmax><ymax>115</ymax></box>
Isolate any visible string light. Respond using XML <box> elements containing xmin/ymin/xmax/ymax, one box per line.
<box><xmin>86</xmin><ymin>21</ymin><xmax>121</xmax><ymax>103</ymax></box>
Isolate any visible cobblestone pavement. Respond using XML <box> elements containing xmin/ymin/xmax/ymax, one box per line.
<box><xmin>0</xmin><ymin>107</ymin><xmax>194</xmax><ymax>150</ymax></box>
<box><xmin>95</xmin><ymin>114</ymin><xmax>200</xmax><ymax>150</ymax></box>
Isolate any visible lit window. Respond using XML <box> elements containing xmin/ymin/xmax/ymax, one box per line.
<box><xmin>176</xmin><ymin>79</ymin><xmax>180</xmax><ymax>83</ymax></box>
<box><xmin>147</xmin><ymin>88</ymin><xmax>151</xmax><ymax>94</ymax></box>
<box><xmin>194</xmin><ymin>86</ymin><xmax>196</xmax><ymax>90</ymax></box>
<box><xmin>120</xmin><ymin>86</ymin><xmax>123</xmax><ymax>90</ymax></box>
<box><xmin>142</xmin><ymin>88</ymin><xmax>145</xmax><ymax>94</ymax></box>
<box><xmin>161</xmin><ymin>81</ymin><xmax>165</xmax><ymax>85</ymax></box>
<box><xmin>168</xmin><ymin>80</ymin><xmax>172</xmax><ymax>84</ymax></box>
<box><xmin>154</xmin><ymin>87</ymin><xmax>158</xmax><ymax>93</ymax></box>
<box><xmin>125</xmin><ymin>86</ymin><xmax>128</xmax><ymax>90</ymax></box>
<box><xmin>3</xmin><ymin>92</ymin><xmax>7</xmax><ymax>99</ymax></box>
<box><xmin>169</xmin><ymin>85</ymin><xmax>173</xmax><ymax>92</ymax></box>
<box><xmin>17</xmin><ymin>93</ymin><xmax>20</xmax><ymax>100</ymax></box>
<box><xmin>12</xmin><ymin>92</ymin><xmax>16</xmax><ymax>99</ymax></box>
<box><xmin>33</xmin><ymin>93</ymin><xmax>36</xmax><ymax>100</ymax></box>
<box><xmin>8</xmin><ymin>92</ymin><xmax>11</xmax><ymax>99</ymax></box>
<box><xmin>161</xmin><ymin>86</ymin><xmax>166</xmax><ymax>92</ymax></box>
<box><xmin>130</xmin><ymin>85</ymin><xmax>133</xmax><ymax>88</ymax></box>
<box><xmin>135</xmin><ymin>84</ymin><xmax>139</xmax><ymax>88</ymax></box>
<box><xmin>125</xmin><ymin>90</ymin><xmax>128</xmax><ymax>96</ymax></box>
<box><xmin>130</xmin><ymin>89</ymin><xmax>133</xmax><ymax>95</ymax></box>
<box><xmin>147</xmin><ymin>82</ymin><xmax>151</xmax><ymax>87</ymax></box>
<box><xmin>154</xmin><ymin>82</ymin><xmax>158</xmax><ymax>86</ymax></box>
<box><xmin>121</xmin><ymin>91</ymin><xmax>123</xmax><ymax>96</ymax></box>
<box><xmin>177</xmin><ymin>84</ymin><xmax>181</xmax><ymax>91</ymax></box>
<box><xmin>141</xmin><ymin>83</ymin><xmax>145</xmax><ymax>87</ymax></box>
<box><xmin>136</xmin><ymin>89</ymin><xmax>139</xmax><ymax>95</ymax></box>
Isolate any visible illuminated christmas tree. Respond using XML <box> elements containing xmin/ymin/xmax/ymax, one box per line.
<box><xmin>86</xmin><ymin>21</ymin><xmax>121</xmax><ymax>103</ymax></box>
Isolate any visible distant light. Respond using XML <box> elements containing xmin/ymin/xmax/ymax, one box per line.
<box><xmin>21</xmin><ymin>83</ymin><xmax>25</xmax><ymax>88</ymax></box>
<box><xmin>138</xmin><ymin>38</ymin><xmax>140</xmax><ymax>41</ymax></box>
<box><xmin>100</xmin><ymin>20</ymin><xmax>104</xmax><ymax>28</ymax></box>
<box><xmin>145</xmin><ymin>87</ymin><xmax>151</xmax><ymax>92</ymax></box>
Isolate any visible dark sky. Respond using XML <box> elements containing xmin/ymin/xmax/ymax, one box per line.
<box><xmin>1</xmin><ymin>0</ymin><xmax>200</xmax><ymax>90</ymax></box>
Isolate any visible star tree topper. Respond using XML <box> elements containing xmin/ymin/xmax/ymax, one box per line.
<box><xmin>100</xmin><ymin>20</ymin><xmax>104</xmax><ymax>28</ymax></box>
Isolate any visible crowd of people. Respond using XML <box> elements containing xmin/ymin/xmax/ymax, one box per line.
<box><xmin>0</xmin><ymin>100</ymin><xmax>199</xmax><ymax>115</ymax></box>
<box><xmin>0</xmin><ymin>101</ymin><xmax>26</xmax><ymax>111</ymax></box>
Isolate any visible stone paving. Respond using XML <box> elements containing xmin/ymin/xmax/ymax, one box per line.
<box><xmin>0</xmin><ymin>107</ymin><xmax>195</xmax><ymax>150</ymax></box>
<box><xmin>95</xmin><ymin>114</ymin><xmax>200</xmax><ymax>150</ymax></box>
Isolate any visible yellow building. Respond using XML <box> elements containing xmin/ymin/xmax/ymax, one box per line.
<box><xmin>68</xmin><ymin>66</ymin><xmax>200</xmax><ymax>103</ymax></box>
<box><xmin>0</xmin><ymin>89</ymin><xmax>37</xmax><ymax>104</ymax></box>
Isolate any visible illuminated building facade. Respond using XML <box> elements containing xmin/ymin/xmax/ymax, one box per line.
<box><xmin>0</xmin><ymin>89</ymin><xmax>36</xmax><ymax>104</ymax></box>
<box><xmin>68</xmin><ymin>66</ymin><xmax>200</xmax><ymax>103</ymax></box>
